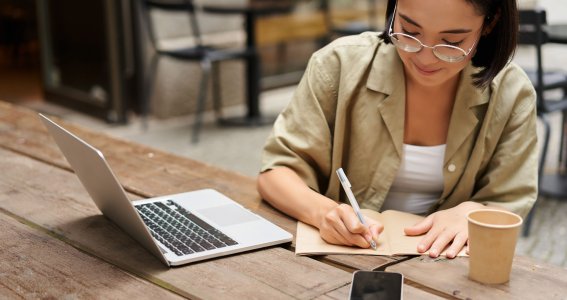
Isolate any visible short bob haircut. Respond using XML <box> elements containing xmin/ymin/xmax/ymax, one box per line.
<box><xmin>379</xmin><ymin>0</ymin><xmax>519</xmax><ymax>89</ymax></box>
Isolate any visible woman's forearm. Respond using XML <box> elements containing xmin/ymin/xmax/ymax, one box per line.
<box><xmin>257</xmin><ymin>167</ymin><xmax>337</xmax><ymax>229</ymax></box>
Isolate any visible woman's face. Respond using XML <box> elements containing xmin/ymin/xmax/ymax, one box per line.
<box><xmin>393</xmin><ymin>0</ymin><xmax>485</xmax><ymax>88</ymax></box>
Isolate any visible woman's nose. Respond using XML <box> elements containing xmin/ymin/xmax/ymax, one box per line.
<box><xmin>416</xmin><ymin>46</ymin><xmax>440</xmax><ymax>65</ymax></box>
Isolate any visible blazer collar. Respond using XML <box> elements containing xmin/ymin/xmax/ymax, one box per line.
<box><xmin>367</xmin><ymin>43</ymin><xmax>404</xmax><ymax>95</ymax></box>
<box><xmin>444</xmin><ymin>65</ymin><xmax>490</xmax><ymax>163</ymax></box>
<box><xmin>366</xmin><ymin>42</ymin><xmax>490</xmax><ymax>161</ymax></box>
<box><xmin>368</xmin><ymin>44</ymin><xmax>406</xmax><ymax>158</ymax></box>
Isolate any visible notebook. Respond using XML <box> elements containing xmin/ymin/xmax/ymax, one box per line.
<box><xmin>39</xmin><ymin>114</ymin><xmax>292</xmax><ymax>266</ymax></box>
<box><xmin>296</xmin><ymin>209</ymin><xmax>466</xmax><ymax>257</ymax></box>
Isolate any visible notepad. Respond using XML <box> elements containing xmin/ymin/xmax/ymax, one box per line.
<box><xmin>295</xmin><ymin>209</ymin><xmax>467</xmax><ymax>257</ymax></box>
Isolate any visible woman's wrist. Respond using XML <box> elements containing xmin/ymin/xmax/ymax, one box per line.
<box><xmin>312</xmin><ymin>194</ymin><xmax>340</xmax><ymax>229</ymax></box>
<box><xmin>458</xmin><ymin>201</ymin><xmax>486</xmax><ymax>211</ymax></box>
<box><xmin>453</xmin><ymin>202</ymin><xmax>486</xmax><ymax>219</ymax></box>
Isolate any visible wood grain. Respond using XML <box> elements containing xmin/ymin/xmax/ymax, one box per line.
<box><xmin>0</xmin><ymin>211</ymin><xmax>184</xmax><ymax>299</ymax></box>
<box><xmin>0</xmin><ymin>102</ymin><xmax>398</xmax><ymax>271</ymax></box>
<box><xmin>256</xmin><ymin>11</ymin><xmax>328</xmax><ymax>45</ymax></box>
<box><xmin>312</xmin><ymin>282</ymin><xmax>445</xmax><ymax>300</ymax></box>
<box><xmin>256</xmin><ymin>9</ymin><xmax>381</xmax><ymax>46</ymax></box>
<box><xmin>0</xmin><ymin>147</ymin><xmax>352</xmax><ymax>299</ymax></box>
<box><xmin>0</xmin><ymin>102</ymin><xmax>294</xmax><ymax>231</ymax></box>
<box><xmin>403</xmin><ymin>284</ymin><xmax>446</xmax><ymax>300</ymax></box>
<box><xmin>387</xmin><ymin>256</ymin><xmax>567</xmax><ymax>299</ymax></box>
<box><xmin>320</xmin><ymin>254</ymin><xmax>405</xmax><ymax>272</ymax></box>
<box><xmin>313</xmin><ymin>285</ymin><xmax>351</xmax><ymax>300</ymax></box>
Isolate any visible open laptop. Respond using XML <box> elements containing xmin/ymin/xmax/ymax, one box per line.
<box><xmin>39</xmin><ymin>114</ymin><xmax>292</xmax><ymax>266</ymax></box>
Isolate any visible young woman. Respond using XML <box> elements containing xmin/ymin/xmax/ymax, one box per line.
<box><xmin>257</xmin><ymin>0</ymin><xmax>537</xmax><ymax>258</ymax></box>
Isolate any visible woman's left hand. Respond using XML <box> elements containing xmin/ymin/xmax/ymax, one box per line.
<box><xmin>404</xmin><ymin>201</ymin><xmax>486</xmax><ymax>258</ymax></box>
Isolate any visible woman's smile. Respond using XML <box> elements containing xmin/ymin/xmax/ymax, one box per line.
<box><xmin>412</xmin><ymin>61</ymin><xmax>442</xmax><ymax>76</ymax></box>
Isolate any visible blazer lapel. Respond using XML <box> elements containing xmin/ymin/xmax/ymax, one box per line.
<box><xmin>365</xmin><ymin>45</ymin><xmax>490</xmax><ymax>201</ymax></box>
<box><xmin>444</xmin><ymin>66</ymin><xmax>490</xmax><ymax>163</ymax></box>
<box><xmin>441</xmin><ymin>65</ymin><xmax>490</xmax><ymax>199</ymax></box>
<box><xmin>367</xmin><ymin>44</ymin><xmax>406</xmax><ymax>158</ymax></box>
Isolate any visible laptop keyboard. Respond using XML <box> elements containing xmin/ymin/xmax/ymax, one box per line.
<box><xmin>135</xmin><ymin>200</ymin><xmax>238</xmax><ymax>256</ymax></box>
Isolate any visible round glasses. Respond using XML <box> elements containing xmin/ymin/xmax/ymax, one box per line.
<box><xmin>389</xmin><ymin>33</ymin><xmax>475</xmax><ymax>63</ymax></box>
<box><xmin>387</xmin><ymin>4</ymin><xmax>477</xmax><ymax>63</ymax></box>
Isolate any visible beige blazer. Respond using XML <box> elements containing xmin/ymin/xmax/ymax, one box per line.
<box><xmin>261</xmin><ymin>33</ymin><xmax>538</xmax><ymax>217</ymax></box>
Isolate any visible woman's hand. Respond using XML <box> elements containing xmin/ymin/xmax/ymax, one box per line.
<box><xmin>317</xmin><ymin>203</ymin><xmax>384</xmax><ymax>249</ymax></box>
<box><xmin>404</xmin><ymin>201</ymin><xmax>486</xmax><ymax>258</ymax></box>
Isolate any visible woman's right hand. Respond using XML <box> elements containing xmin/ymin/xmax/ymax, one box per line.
<box><xmin>317</xmin><ymin>203</ymin><xmax>384</xmax><ymax>248</ymax></box>
<box><xmin>257</xmin><ymin>167</ymin><xmax>383</xmax><ymax>249</ymax></box>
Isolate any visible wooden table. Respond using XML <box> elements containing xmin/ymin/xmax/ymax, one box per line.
<box><xmin>1</xmin><ymin>101</ymin><xmax>566</xmax><ymax>299</ymax></box>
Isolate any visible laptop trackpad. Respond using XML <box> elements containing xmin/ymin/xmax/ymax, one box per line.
<box><xmin>197</xmin><ymin>204</ymin><xmax>260</xmax><ymax>227</ymax></box>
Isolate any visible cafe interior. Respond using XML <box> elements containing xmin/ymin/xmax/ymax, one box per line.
<box><xmin>0</xmin><ymin>0</ymin><xmax>566</xmax><ymax>272</ymax></box>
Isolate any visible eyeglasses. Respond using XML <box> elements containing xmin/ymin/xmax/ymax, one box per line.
<box><xmin>387</xmin><ymin>4</ymin><xmax>477</xmax><ymax>63</ymax></box>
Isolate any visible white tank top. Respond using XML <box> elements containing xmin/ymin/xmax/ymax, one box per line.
<box><xmin>380</xmin><ymin>144</ymin><xmax>446</xmax><ymax>215</ymax></box>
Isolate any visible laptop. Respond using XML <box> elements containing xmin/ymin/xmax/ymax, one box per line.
<box><xmin>39</xmin><ymin>114</ymin><xmax>292</xmax><ymax>266</ymax></box>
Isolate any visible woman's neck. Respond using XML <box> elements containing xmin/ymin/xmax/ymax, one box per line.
<box><xmin>406</xmin><ymin>72</ymin><xmax>461</xmax><ymax>100</ymax></box>
<box><xmin>402</xmin><ymin>71</ymin><xmax>462</xmax><ymax>146</ymax></box>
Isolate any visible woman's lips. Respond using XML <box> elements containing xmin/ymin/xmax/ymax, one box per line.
<box><xmin>413</xmin><ymin>62</ymin><xmax>441</xmax><ymax>76</ymax></box>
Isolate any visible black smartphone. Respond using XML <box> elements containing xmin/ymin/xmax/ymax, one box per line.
<box><xmin>349</xmin><ymin>270</ymin><xmax>404</xmax><ymax>300</ymax></box>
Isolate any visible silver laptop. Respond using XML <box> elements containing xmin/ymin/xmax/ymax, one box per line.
<box><xmin>39</xmin><ymin>114</ymin><xmax>292</xmax><ymax>266</ymax></box>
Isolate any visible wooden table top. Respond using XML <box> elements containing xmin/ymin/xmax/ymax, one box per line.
<box><xmin>1</xmin><ymin>101</ymin><xmax>565</xmax><ymax>299</ymax></box>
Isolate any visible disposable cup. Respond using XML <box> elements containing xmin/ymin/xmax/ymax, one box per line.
<box><xmin>467</xmin><ymin>209</ymin><xmax>523</xmax><ymax>284</ymax></box>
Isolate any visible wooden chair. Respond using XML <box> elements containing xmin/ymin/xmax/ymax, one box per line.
<box><xmin>518</xmin><ymin>9</ymin><xmax>567</xmax><ymax>236</ymax></box>
<box><xmin>321</xmin><ymin>0</ymin><xmax>381</xmax><ymax>39</ymax></box>
<box><xmin>139</xmin><ymin>0</ymin><xmax>253</xmax><ymax>143</ymax></box>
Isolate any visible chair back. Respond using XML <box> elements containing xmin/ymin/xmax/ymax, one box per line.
<box><xmin>140</xmin><ymin>0</ymin><xmax>203</xmax><ymax>51</ymax></box>
<box><xmin>518</xmin><ymin>9</ymin><xmax>549</xmax><ymax>112</ymax></box>
<box><xmin>322</xmin><ymin>0</ymin><xmax>379</xmax><ymax>37</ymax></box>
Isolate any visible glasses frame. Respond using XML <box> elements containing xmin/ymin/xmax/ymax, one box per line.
<box><xmin>387</xmin><ymin>4</ymin><xmax>477</xmax><ymax>63</ymax></box>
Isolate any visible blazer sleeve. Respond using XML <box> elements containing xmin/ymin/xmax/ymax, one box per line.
<box><xmin>260</xmin><ymin>53</ymin><xmax>338</xmax><ymax>192</ymax></box>
<box><xmin>471</xmin><ymin>68</ymin><xmax>538</xmax><ymax>218</ymax></box>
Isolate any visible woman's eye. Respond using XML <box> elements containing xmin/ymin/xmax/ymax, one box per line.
<box><xmin>401</xmin><ymin>27</ymin><xmax>419</xmax><ymax>36</ymax></box>
<box><xmin>443</xmin><ymin>39</ymin><xmax>464</xmax><ymax>46</ymax></box>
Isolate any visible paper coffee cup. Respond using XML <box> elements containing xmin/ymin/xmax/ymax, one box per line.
<box><xmin>467</xmin><ymin>209</ymin><xmax>523</xmax><ymax>284</ymax></box>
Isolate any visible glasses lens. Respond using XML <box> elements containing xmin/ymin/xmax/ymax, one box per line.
<box><xmin>390</xmin><ymin>33</ymin><xmax>421</xmax><ymax>52</ymax></box>
<box><xmin>433</xmin><ymin>46</ymin><xmax>467</xmax><ymax>62</ymax></box>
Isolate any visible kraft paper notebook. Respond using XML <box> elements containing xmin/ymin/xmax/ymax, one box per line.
<box><xmin>295</xmin><ymin>209</ymin><xmax>467</xmax><ymax>257</ymax></box>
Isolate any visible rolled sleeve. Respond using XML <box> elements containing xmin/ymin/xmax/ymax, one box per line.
<box><xmin>260</xmin><ymin>54</ymin><xmax>337</xmax><ymax>192</ymax></box>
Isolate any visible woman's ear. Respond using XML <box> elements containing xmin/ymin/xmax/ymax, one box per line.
<box><xmin>482</xmin><ymin>9</ymin><xmax>501</xmax><ymax>36</ymax></box>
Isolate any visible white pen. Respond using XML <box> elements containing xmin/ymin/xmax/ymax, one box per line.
<box><xmin>336</xmin><ymin>168</ymin><xmax>377</xmax><ymax>250</ymax></box>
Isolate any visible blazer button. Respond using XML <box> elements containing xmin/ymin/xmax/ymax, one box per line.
<box><xmin>448</xmin><ymin>164</ymin><xmax>456</xmax><ymax>172</ymax></box>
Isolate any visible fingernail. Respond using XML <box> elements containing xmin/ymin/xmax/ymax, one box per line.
<box><xmin>418</xmin><ymin>244</ymin><xmax>425</xmax><ymax>252</ymax></box>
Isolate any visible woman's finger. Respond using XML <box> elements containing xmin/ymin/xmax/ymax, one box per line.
<box><xmin>324</xmin><ymin>205</ymin><xmax>369</xmax><ymax>248</ymax></box>
<box><xmin>416</xmin><ymin>225</ymin><xmax>443</xmax><ymax>254</ymax></box>
<box><xmin>336</xmin><ymin>209</ymin><xmax>372</xmax><ymax>248</ymax></box>
<box><xmin>404</xmin><ymin>215</ymin><xmax>434</xmax><ymax>236</ymax></box>
<box><xmin>368</xmin><ymin>222</ymin><xmax>384</xmax><ymax>244</ymax></box>
<box><xmin>428</xmin><ymin>228</ymin><xmax>457</xmax><ymax>258</ymax></box>
<box><xmin>445</xmin><ymin>231</ymin><xmax>468</xmax><ymax>258</ymax></box>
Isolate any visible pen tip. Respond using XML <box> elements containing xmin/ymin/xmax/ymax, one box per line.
<box><xmin>370</xmin><ymin>240</ymin><xmax>377</xmax><ymax>250</ymax></box>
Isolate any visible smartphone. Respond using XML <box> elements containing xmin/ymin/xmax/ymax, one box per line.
<box><xmin>349</xmin><ymin>270</ymin><xmax>404</xmax><ymax>300</ymax></box>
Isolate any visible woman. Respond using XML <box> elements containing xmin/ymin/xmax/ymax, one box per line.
<box><xmin>257</xmin><ymin>0</ymin><xmax>537</xmax><ymax>258</ymax></box>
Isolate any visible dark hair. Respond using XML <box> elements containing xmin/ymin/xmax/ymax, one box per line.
<box><xmin>379</xmin><ymin>0</ymin><xmax>519</xmax><ymax>89</ymax></box>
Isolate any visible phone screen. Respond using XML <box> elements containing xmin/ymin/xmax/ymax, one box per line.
<box><xmin>349</xmin><ymin>271</ymin><xmax>403</xmax><ymax>300</ymax></box>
